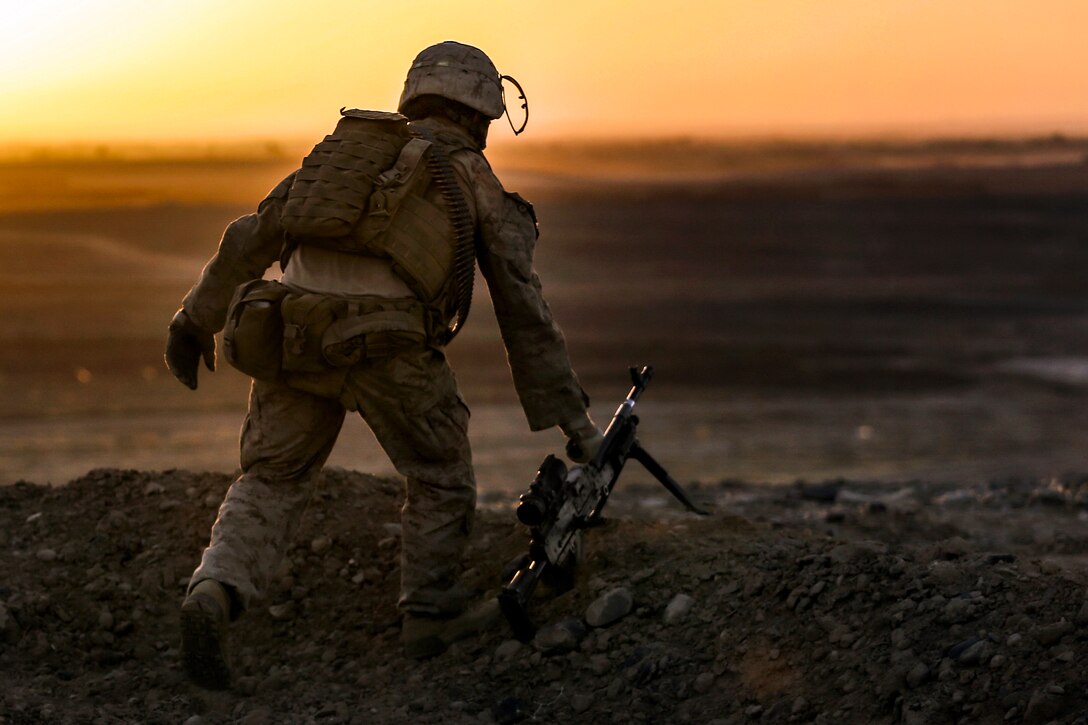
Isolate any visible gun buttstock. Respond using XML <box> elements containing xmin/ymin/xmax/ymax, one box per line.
<box><xmin>498</xmin><ymin>589</ymin><xmax>536</xmax><ymax>643</ymax></box>
<box><xmin>500</xmin><ymin>558</ymin><xmax>546</xmax><ymax>642</ymax></box>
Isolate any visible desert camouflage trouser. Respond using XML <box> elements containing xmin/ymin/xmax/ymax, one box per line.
<box><xmin>189</xmin><ymin>346</ymin><xmax>475</xmax><ymax>617</ymax></box>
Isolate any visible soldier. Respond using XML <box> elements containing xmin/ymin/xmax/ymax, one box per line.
<box><xmin>165</xmin><ymin>41</ymin><xmax>603</xmax><ymax>689</ymax></box>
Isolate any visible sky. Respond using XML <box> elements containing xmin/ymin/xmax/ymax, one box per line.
<box><xmin>2</xmin><ymin>0</ymin><xmax>1088</xmax><ymax>144</ymax></box>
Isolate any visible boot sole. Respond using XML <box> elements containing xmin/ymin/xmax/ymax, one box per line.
<box><xmin>180</xmin><ymin>596</ymin><xmax>232</xmax><ymax>689</ymax></box>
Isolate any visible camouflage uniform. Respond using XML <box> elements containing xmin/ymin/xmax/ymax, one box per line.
<box><xmin>182</xmin><ymin>115</ymin><xmax>588</xmax><ymax>616</ymax></box>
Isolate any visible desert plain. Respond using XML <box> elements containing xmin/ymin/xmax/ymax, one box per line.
<box><xmin>2</xmin><ymin>137</ymin><xmax>1088</xmax><ymax>491</ymax></box>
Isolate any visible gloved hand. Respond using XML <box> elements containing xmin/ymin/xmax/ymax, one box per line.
<box><xmin>165</xmin><ymin>309</ymin><xmax>216</xmax><ymax>390</ymax></box>
<box><xmin>561</xmin><ymin>412</ymin><xmax>604</xmax><ymax>464</ymax></box>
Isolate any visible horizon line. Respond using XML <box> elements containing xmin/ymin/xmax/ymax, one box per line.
<box><xmin>3</xmin><ymin>129</ymin><xmax>1088</xmax><ymax>158</ymax></box>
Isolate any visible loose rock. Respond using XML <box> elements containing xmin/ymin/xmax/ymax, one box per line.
<box><xmin>585</xmin><ymin>587</ymin><xmax>633</xmax><ymax>628</ymax></box>
<box><xmin>534</xmin><ymin>617</ymin><xmax>586</xmax><ymax>654</ymax></box>
<box><xmin>663</xmin><ymin>593</ymin><xmax>695</xmax><ymax>625</ymax></box>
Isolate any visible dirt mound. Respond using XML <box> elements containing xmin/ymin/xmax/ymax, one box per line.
<box><xmin>3</xmin><ymin>469</ymin><xmax>1088</xmax><ymax>723</ymax></box>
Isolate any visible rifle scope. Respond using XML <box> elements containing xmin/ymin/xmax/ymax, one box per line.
<box><xmin>516</xmin><ymin>455</ymin><xmax>567</xmax><ymax>527</ymax></box>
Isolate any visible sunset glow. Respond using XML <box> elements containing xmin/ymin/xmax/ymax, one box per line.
<box><xmin>2</xmin><ymin>0</ymin><xmax>1088</xmax><ymax>143</ymax></box>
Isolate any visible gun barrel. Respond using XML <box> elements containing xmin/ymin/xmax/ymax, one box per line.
<box><xmin>629</xmin><ymin>365</ymin><xmax>653</xmax><ymax>396</ymax></box>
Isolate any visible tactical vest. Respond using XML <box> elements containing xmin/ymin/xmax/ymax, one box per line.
<box><xmin>281</xmin><ymin>109</ymin><xmax>476</xmax><ymax>342</ymax></box>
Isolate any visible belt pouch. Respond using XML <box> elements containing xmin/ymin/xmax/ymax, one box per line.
<box><xmin>223</xmin><ymin>279</ymin><xmax>290</xmax><ymax>381</ymax></box>
<box><xmin>280</xmin><ymin>292</ymin><xmax>340</xmax><ymax>373</ymax></box>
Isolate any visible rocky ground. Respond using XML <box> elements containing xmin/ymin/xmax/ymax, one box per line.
<box><xmin>3</xmin><ymin>468</ymin><xmax>1088</xmax><ymax>724</ymax></box>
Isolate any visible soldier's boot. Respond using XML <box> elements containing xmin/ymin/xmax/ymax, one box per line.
<box><xmin>402</xmin><ymin>597</ymin><xmax>502</xmax><ymax>659</ymax></box>
<box><xmin>180</xmin><ymin>579</ymin><xmax>233</xmax><ymax>689</ymax></box>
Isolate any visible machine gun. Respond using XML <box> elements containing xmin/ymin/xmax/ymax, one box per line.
<box><xmin>499</xmin><ymin>366</ymin><xmax>709</xmax><ymax>641</ymax></box>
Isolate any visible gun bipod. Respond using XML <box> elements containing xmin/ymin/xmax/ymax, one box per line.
<box><xmin>629</xmin><ymin>442</ymin><xmax>710</xmax><ymax>516</ymax></box>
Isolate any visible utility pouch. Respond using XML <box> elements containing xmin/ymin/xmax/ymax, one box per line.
<box><xmin>223</xmin><ymin>279</ymin><xmax>290</xmax><ymax>381</ymax></box>
<box><xmin>281</xmin><ymin>292</ymin><xmax>428</xmax><ymax>372</ymax></box>
<box><xmin>321</xmin><ymin>305</ymin><xmax>426</xmax><ymax>366</ymax></box>
<box><xmin>280</xmin><ymin>293</ymin><xmax>340</xmax><ymax>373</ymax></box>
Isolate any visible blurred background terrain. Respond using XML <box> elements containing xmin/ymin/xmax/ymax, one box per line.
<box><xmin>2</xmin><ymin>137</ymin><xmax>1087</xmax><ymax>490</ymax></box>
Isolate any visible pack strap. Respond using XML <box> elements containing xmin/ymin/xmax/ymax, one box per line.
<box><xmin>356</xmin><ymin>137</ymin><xmax>433</xmax><ymax>237</ymax></box>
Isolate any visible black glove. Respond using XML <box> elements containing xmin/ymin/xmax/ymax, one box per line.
<box><xmin>165</xmin><ymin>309</ymin><xmax>216</xmax><ymax>390</ymax></box>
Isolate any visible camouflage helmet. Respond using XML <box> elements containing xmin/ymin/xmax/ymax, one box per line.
<box><xmin>399</xmin><ymin>41</ymin><xmax>504</xmax><ymax>120</ymax></box>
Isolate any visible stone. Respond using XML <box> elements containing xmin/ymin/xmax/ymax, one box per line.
<box><xmin>310</xmin><ymin>536</ymin><xmax>332</xmax><ymax>554</ymax></box>
<box><xmin>664</xmin><ymin>594</ymin><xmax>695</xmax><ymax>625</ymax></box>
<box><xmin>268</xmin><ymin>603</ymin><xmax>295</xmax><ymax>621</ymax></box>
<box><xmin>240</xmin><ymin>707</ymin><xmax>272</xmax><ymax>725</ymax></box>
<box><xmin>947</xmin><ymin>637</ymin><xmax>981</xmax><ymax>660</ymax></box>
<box><xmin>906</xmin><ymin>662</ymin><xmax>930</xmax><ymax>688</ymax></box>
<box><xmin>693</xmin><ymin>671</ymin><xmax>715</xmax><ymax>693</ymax></box>
<box><xmin>958</xmin><ymin>639</ymin><xmax>993</xmax><ymax>665</ymax></box>
<box><xmin>35</xmin><ymin>549</ymin><xmax>57</xmax><ymax>562</ymax></box>
<box><xmin>586</xmin><ymin>588</ymin><xmax>633</xmax><ymax>627</ymax></box>
<box><xmin>494</xmin><ymin>639</ymin><xmax>523</xmax><ymax>661</ymax></box>
<box><xmin>1023</xmin><ymin>688</ymin><xmax>1066</xmax><ymax>724</ymax></box>
<box><xmin>941</xmin><ymin>598</ymin><xmax>972</xmax><ymax>623</ymax></box>
<box><xmin>535</xmin><ymin>617</ymin><xmax>587</xmax><ymax>653</ymax></box>
<box><xmin>1033</xmin><ymin>620</ymin><xmax>1073</xmax><ymax>647</ymax></box>
<box><xmin>589</xmin><ymin>654</ymin><xmax>610</xmax><ymax>675</ymax></box>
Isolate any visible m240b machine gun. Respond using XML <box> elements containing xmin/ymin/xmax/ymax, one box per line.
<box><xmin>499</xmin><ymin>366</ymin><xmax>708</xmax><ymax>641</ymax></box>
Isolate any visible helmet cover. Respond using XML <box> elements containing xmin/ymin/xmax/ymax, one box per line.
<box><xmin>399</xmin><ymin>41</ymin><xmax>504</xmax><ymax>120</ymax></box>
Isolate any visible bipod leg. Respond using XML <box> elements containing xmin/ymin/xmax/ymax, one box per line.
<box><xmin>629</xmin><ymin>442</ymin><xmax>710</xmax><ymax>516</ymax></box>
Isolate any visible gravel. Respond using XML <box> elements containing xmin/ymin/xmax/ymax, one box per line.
<box><xmin>3</xmin><ymin>469</ymin><xmax>1088</xmax><ymax>722</ymax></box>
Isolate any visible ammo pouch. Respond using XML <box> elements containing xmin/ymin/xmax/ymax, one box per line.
<box><xmin>223</xmin><ymin>279</ymin><xmax>291</xmax><ymax>381</ymax></box>
<box><xmin>280</xmin><ymin>292</ymin><xmax>427</xmax><ymax>373</ymax></box>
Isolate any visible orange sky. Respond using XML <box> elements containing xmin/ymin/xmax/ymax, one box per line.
<box><xmin>2</xmin><ymin>0</ymin><xmax>1087</xmax><ymax>143</ymax></box>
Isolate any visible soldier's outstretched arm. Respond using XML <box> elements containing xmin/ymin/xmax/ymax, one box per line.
<box><xmin>466</xmin><ymin>156</ymin><xmax>590</xmax><ymax>434</ymax></box>
<box><xmin>165</xmin><ymin>173</ymin><xmax>295</xmax><ymax>389</ymax></box>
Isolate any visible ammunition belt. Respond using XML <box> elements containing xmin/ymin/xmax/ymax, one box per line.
<box><xmin>412</xmin><ymin>128</ymin><xmax>477</xmax><ymax>344</ymax></box>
